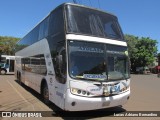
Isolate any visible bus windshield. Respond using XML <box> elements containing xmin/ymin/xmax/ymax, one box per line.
<box><xmin>68</xmin><ymin>40</ymin><xmax>129</xmax><ymax>81</ymax></box>
<box><xmin>106</xmin><ymin>45</ymin><xmax>130</xmax><ymax>80</ymax></box>
<box><xmin>0</xmin><ymin>63</ymin><xmax>5</xmax><ymax>68</ymax></box>
<box><xmin>66</xmin><ymin>5</ymin><xmax>124</xmax><ymax>40</ymax></box>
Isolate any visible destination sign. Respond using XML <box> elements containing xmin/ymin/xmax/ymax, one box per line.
<box><xmin>83</xmin><ymin>74</ymin><xmax>107</xmax><ymax>80</ymax></box>
<box><xmin>79</xmin><ymin>46</ymin><xmax>103</xmax><ymax>53</ymax></box>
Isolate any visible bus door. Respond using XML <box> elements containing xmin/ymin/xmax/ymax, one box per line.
<box><xmin>5</xmin><ymin>59</ymin><xmax>10</xmax><ymax>73</ymax></box>
<box><xmin>5</xmin><ymin>59</ymin><xmax>14</xmax><ymax>73</ymax></box>
<box><xmin>9</xmin><ymin>59</ymin><xmax>15</xmax><ymax>72</ymax></box>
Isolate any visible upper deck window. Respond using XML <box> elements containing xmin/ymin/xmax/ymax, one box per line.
<box><xmin>66</xmin><ymin>5</ymin><xmax>124</xmax><ymax>41</ymax></box>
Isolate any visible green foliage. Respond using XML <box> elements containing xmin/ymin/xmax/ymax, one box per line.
<box><xmin>0</xmin><ymin>36</ymin><xmax>20</xmax><ymax>55</ymax></box>
<box><xmin>125</xmin><ymin>34</ymin><xmax>138</xmax><ymax>56</ymax></box>
<box><xmin>125</xmin><ymin>34</ymin><xmax>158</xmax><ymax>71</ymax></box>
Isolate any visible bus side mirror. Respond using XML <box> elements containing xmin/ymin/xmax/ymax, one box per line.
<box><xmin>56</xmin><ymin>55</ymin><xmax>63</xmax><ymax>69</ymax></box>
<box><xmin>56</xmin><ymin>47</ymin><xmax>66</xmax><ymax>81</ymax></box>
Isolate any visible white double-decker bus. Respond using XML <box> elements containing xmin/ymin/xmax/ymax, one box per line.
<box><xmin>15</xmin><ymin>3</ymin><xmax>130</xmax><ymax>111</ymax></box>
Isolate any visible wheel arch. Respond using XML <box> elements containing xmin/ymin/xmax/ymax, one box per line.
<box><xmin>40</xmin><ymin>78</ymin><xmax>50</xmax><ymax>104</ymax></box>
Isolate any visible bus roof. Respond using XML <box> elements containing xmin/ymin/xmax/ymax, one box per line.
<box><xmin>1</xmin><ymin>55</ymin><xmax>15</xmax><ymax>59</ymax></box>
<box><xmin>17</xmin><ymin>3</ymin><xmax>117</xmax><ymax>44</ymax></box>
<box><xmin>52</xmin><ymin>3</ymin><xmax>116</xmax><ymax>18</ymax></box>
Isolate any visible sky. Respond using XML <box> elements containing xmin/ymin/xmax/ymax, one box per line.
<box><xmin>0</xmin><ymin>0</ymin><xmax>160</xmax><ymax>52</ymax></box>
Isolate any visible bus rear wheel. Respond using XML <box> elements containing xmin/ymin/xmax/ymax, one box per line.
<box><xmin>42</xmin><ymin>83</ymin><xmax>50</xmax><ymax>105</ymax></box>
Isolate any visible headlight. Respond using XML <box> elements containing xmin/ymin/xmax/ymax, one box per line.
<box><xmin>120</xmin><ymin>86</ymin><xmax>130</xmax><ymax>92</ymax></box>
<box><xmin>71</xmin><ymin>88</ymin><xmax>92</xmax><ymax>97</ymax></box>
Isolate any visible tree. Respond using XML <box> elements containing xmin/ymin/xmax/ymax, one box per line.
<box><xmin>125</xmin><ymin>34</ymin><xmax>158</xmax><ymax>72</ymax></box>
<box><xmin>0</xmin><ymin>36</ymin><xmax>20</xmax><ymax>55</ymax></box>
<box><xmin>125</xmin><ymin>34</ymin><xmax>138</xmax><ymax>57</ymax></box>
<box><xmin>135</xmin><ymin>37</ymin><xmax>157</xmax><ymax>66</ymax></box>
<box><xmin>125</xmin><ymin>35</ymin><xmax>138</xmax><ymax>72</ymax></box>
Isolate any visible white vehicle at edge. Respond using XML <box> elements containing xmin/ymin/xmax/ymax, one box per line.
<box><xmin>15</xmin><ymin>3</ymin><xmax>130</xmax><ymax>111</ymax></box>
<box><xmin>0</xmin><ymin>55</ymin><xmax>15</xmax><ymax>74</ymax></box>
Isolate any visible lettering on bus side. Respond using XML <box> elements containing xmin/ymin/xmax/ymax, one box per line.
<box><xmin>87</xmin><ymin>86</ymin><xmax>103</xmax><ymax>95</ymax></box>
<box><xmin>46</xmin><ymin>54</ymin><xmax>50</xmax><ymax>59</ymax></box>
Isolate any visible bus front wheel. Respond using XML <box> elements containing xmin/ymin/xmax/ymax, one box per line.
<box><xmin>42</xmin><ymin>83</ymin><xmax>50</xmax><ymax>105</ymax></box>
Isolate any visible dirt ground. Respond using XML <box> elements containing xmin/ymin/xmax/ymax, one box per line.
<box><xmin>0</xmin><ymin>74</ymin><xmax>160</xmax><ymax>120</ymax></box>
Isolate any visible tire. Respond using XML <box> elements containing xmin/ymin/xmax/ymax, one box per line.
<box><xmin>18</xmin><ymin>72</ymin><xmax>22</xmax><ymax>85</ymax></box>
<box><xmin>1</xmin><ymin>69</ymin><xmax>6</xmax><ymax>75</ymax></box>
<box><xmin>42</xmin><ymin>83</ymin><xmax>50</xmax><ymax>105</ymax></box>
<box><xmin>19</xmin><ymin>73</ymin><xmax>22</xmax><ymax>84</ymax></box>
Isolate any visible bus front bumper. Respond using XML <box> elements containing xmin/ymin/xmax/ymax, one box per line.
<box><xmin>64</xmin><ymin>89</ymin><xmax>130</xmax><ymax>111</ymax></box>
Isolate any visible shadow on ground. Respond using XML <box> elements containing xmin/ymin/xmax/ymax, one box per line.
<box><xmin>14</xmin><ymin>79</ymin><xmax>126</xmax><ymax>119</ymax></box>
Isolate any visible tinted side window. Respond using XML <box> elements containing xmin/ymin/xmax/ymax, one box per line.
<box><xmin>16</xmin><ymin>17</ymin><xmax>49</xmax><ymax>52</ymax></box>
<box><xmin>30</xmin><ymin>56</ymin><xmax>41</xmax><ymax>73</ymax></box>
<box><xmin>21</xmin><ymin>54</ymin><xmax>47</xmax><ymax>75</ymax></box>
<box><xmin>39</xmin><ymin>21</ymin><xmax>45</xmax><ymax>40</ymax></box>
<box><xmin>39</xmin><ymin>17</ymin><xmax>49</xmax><ymax>40</ymax></box>
<box><xmin>30</xmin><ymin>26</ymin><xmax>39</xmax><ymax>44</ymax></box>
<box><xmin>22</xmin><ymin>58</ymin><xmax>30</xmax><ymax>72</ymax></box>
<box><xmin>44</xmin><ymin>17</ymin><xmax>49</xmax><ymax>37</ymax></box>
<box><xmin>49</xmin><ymin>7</ymin><xmax>64</xmax><ymax>35</ymax></box>
<box><xmin>17</xmin><ymin>25</ymin><xmax>39</xmax><ymax>50</ymax></box>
